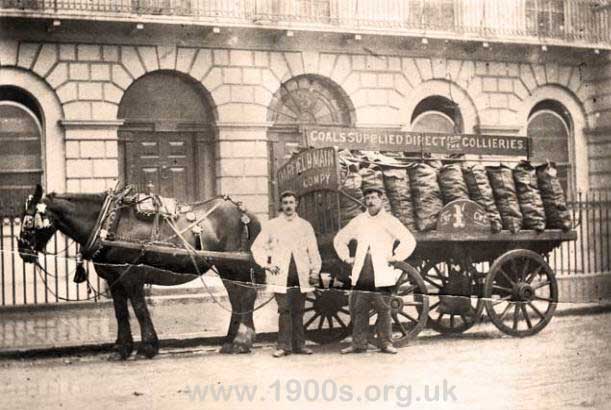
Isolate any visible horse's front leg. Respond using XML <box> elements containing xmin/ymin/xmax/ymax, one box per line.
<box><xmin>220</xmin><ymin>278</ymin><xmax>256</xmax><ymax>354</ymax></box>
<box><xmin>124</xmin><ymin>273</ymin><xmax>159</xmax><ymax>359</ymax></box>
<box><xmin>107</xmin><ymin>282</ymin><xmax>134</xmax><ymax>361</ymax></box>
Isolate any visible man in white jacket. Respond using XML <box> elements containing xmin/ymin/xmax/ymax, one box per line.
<box><xmin>251</xmin><ymin>191</ymin><xmax>322</xmax><ymax>357</ymax></box>
<box><xmin>334</xmin><ymin>186</ymin><xmax>416</xmax><ymax>354</ymax></box>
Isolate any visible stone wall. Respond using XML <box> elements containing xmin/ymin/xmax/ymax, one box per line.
<box><xmin>0</xmin><ymin>38</ymin><xmax>603</xmax><ymax>219</ymax></box>
<box><xmin>586</xmin><ymin>54</ymin><xmax>611</xmax><ymax>191</ymax></box>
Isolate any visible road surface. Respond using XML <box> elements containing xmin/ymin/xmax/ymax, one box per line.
<box><xmin>0</xmin><ymin>311</ymin><xmax>609</xmax><ymax>410</ymax></box>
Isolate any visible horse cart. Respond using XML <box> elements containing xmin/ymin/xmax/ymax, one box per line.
<box><xmin>275</xmin><ymin>126</ymin><xmax>577</xmax><ymax>346</ymax></box>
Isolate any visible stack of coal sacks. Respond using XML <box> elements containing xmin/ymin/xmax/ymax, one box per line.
<box><xmin>337</xmin><ymin>150</ymin><xmax>570</xmax><ymax>233</ymax></box>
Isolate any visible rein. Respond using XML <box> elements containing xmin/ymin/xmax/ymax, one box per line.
<box><xmin>28</xmin><ymin>188</ymin><xmax>273</xmax><ymax>311</ymax></box>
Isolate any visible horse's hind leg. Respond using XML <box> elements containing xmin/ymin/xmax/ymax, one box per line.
<box><xmin>124</xmin><ymin>276</ymin><xmax>159</xmax><ymax>359</ymax></box>
<box><xmin>108</xmin><ymin>282</ymin><xmax>134</xmax><ymax>361</ymax></box>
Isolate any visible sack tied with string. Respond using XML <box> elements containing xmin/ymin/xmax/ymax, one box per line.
<box><xmin>487</xmin><ymin>164</ymin><xmax>523</xmax><ymax>233</ymax></box>
<box><xmin>536</xmin><ymin>162</ymin><xmax>572</xmax><ymax>231</ymax></box>
<box><xmin>382</xmin><ymin>166</ymin><xmax>417</xmax><ymax>231</ymax></box>
<box><xmin>463</xmin><ymin>164</ymin><xmax>503</xmax><ymax>233</ymax></box>
<box><xmin>409</xmin><ymin>163</ymin><xmax>444</xmax><ymax>231</ymax></box>
<box><xmin>513</xmin><ymin>161</ymin><xmax>546</xmax><ymax>232</ymax></box>
<box><xmin>439</xmin><ymin>163</ymin><xmax>470</xmax><ymax>204</ymax></box>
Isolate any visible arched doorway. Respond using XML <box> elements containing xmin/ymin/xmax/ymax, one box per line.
<box><xmin>267</xmin><ymin>74</ymin><xmax>355</xmax><ymax>213</ymax></box>
<box><xmin>118</xmin><ymin>71</ymin><xmax>216</xmax><ymax>202</ymax></box>
<box><xmin>0</xmin><ymin>87</ymin><xmax>43</xmax><ymax>216</ymax></box>
<box><xmin>527</xmin><ymin>100</ymin><xmax>572</xmax><ymax>194</ymax></box>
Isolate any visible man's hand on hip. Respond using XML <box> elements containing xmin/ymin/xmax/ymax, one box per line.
<box><xmin>343</xmin><ymin>257</ymin><xmax>355</xmax><ymax>266</ymax></box>
<box><xmin>266</xmin><ymin>265</ymin><xmax>280</xmax><ymax>275</ymax></box>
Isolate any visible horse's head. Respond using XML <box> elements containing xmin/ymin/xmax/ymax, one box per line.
<box><xmin>18</xmin><ymin>184</ymin><xmax>58</xmax><ymax>264</ymax></box>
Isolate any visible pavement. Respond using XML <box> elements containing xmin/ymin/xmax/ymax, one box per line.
<box><xmin>1</xmin><ymin>276</ymin><xmax>610</xmax><ymax>359</ymax></box>
<box><xmin>1</xmin><ymin>311</ymin><xmax>610</xmax><ymax>410</ymax></box>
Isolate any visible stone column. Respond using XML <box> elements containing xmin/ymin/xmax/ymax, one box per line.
<box><xmin>585</xmin><ymin>53</ymin><xmax>611</xmax><ymax>191</ymax></box>
<box><xmin>60</xmin><ymin>120</ymin><xmax>123</xmax><ymax>193</ymax></box>
<box><xmin>215</xmin><ymin>122</ymin><xmax>272</xmax><ymax>221</ymax></box>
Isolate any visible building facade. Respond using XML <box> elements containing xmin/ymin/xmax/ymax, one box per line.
<box><xmin>1</xmin><ymin>0</ymin><xmax>610</xmax><ymax>220</ymax></box>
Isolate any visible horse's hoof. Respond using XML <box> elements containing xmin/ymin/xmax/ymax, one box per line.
<box><xmin>136</xmin><ymin>342</ymin><xmax>159</xmax><ymax>359</ymax></box>
<box><xmin>233</xmin><ymin>344</ymin><xmax>251</xmax><ymax>354</ymax></box>
<box><xmin>219</xmin><ymin>343</ymin><xmax>234</xmax><ymax>354</ymax></box>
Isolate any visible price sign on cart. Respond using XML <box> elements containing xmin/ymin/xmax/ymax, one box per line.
<box><xmin>436</xmin><ymin>199</ymin><xmax>491</xmax><ymax>233</ymax></box>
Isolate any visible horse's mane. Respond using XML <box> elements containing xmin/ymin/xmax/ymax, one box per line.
<box><xmin>46</xmin><ymin>192</ymin><xmax>107</xmax><ymax>202</ymax></box>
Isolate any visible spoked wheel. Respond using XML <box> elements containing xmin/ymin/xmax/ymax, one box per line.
<box><xmin>419</xmin><ymin>259</ymin><xmax>485</xmax><ymax>334</ymax></box>
<box><xmin>483</xmin><ymin>249</ymin><xmax>558</xmax><ymax>337</ymax></box>
<box><xmin>304</xmin><ymin>288</ymin><xmax>351</xmax><ymax>344</ymax></box>
<box><xmin>368</xmin><ymin>261</ymin><xmax>429</xmax><ymax>347</ymax></box>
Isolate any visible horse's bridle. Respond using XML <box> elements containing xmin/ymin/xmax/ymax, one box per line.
<box><xmin>18</xmin><ymin>194</ymin><xmax>55</xmax><ymax>257</ymax></box>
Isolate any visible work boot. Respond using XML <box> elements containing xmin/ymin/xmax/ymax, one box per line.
<box><xmin>340</xmin><ymin>346</ymin><xmax>367</xmax><ymax>354</ymax></box>
<box><xmin>273</xmin><ymin>349</ymin><xmax>290</xmax><ymax>358</ymax></box>
<box><xmin>294</xmin><ymin>347</ymin><xmax>313</xmax><ymax>355</ymax></box>
<box><xmin>380</xmin><ymin>344</ymin><xmax>398</xmax><ymax>354</ymax></box>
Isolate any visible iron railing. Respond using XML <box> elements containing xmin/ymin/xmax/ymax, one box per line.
<box><xmin>0</xmin><ymin>221</ymin><xmax>103</xmax><ymax>306</ymax></box>
<box><xmin>0</xmin><ymin>190</ymin><xmax>609</xmax><ymax>306</ymax></box>
<box><xmin>1</xmin><ymin>0</ymin><xmax>609</xmax><ymax>47</ymax></box>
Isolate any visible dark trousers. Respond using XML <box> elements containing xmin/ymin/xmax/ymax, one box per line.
<box><xmin>350</xmin><ymin>253</ymin><xmax>392</xmax><ymax>349</ymax></box>
<box><xmin>274</xmin><ymin>256</ymin><xmax>306</xmax><ymax>351</ymax></box>
<box><xmin>275</xmin><ymin>289</ymin><xmax>306</xmax><ymax>351</ymax></box>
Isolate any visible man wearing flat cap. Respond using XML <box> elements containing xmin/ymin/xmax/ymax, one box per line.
<box><xmin>334</xmin><ymin>185</ymin><xmax>416</xmax><ymax>354</ymax></box>
<box><xmin>251</xmin><ymin>190</ymin><xmax>322</xmax><ymax>357</ymax></box>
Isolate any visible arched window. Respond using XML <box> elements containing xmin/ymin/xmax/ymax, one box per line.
<box><xmin>527</xmin><ymin>100</ymin><xmax>572</xmax><ymax>194</ymax></box>
<box><xmin>0</xmin><ymin>88</ymin><xmax>43</xmax><ymax>216</ymax></box>
<box><xmin>267</xmin><ymin>74</ymin><xmax>355</xmax><ymax>214</ymax></box>
<box><xmin>411</xmin><ymin>95</ymin><xmax>463</xmax><ymax>133</ymax></box>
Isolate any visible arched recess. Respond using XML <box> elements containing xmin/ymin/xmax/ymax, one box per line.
<box><xmin>401</xmin><ymin>79</ymin><xmax>479</xmax><ymax>133</ymax></box>
<box><xmin>266</xmin><ymin>74</ymin><xmax>356</xmax><ymax>212</ymax></box>
<box><xmin>118</xmin><ymin>70</ymin><xmax>217</xmax><ymax>202</ymax></box>
<box><xmin>518</xmin><ymin>85</ymin><xmax>588</xmax><ymax>193</ymax></box>
<box><xmin>411</xmin><ymin>95</ymin><xmax>464</xmax><ymax>133</ymax></box>
<box><xmin>0</xmin><ymin>67</ymin><xmax>65</xmax><ymax>203</ymax></box>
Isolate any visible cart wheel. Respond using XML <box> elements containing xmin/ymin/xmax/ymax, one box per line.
<box><xmin>304</xmin><ymin>289</ymin><xmax>351</xmax><ymax>344</ymax></box>
<box><xmin>368</xmin><ymin>261</ymin><xmax>429</xmax><ymax>347</ymax></box>
<box><xmin>483</xmin><ymin>249</ymin><xmax>558</xmax><ymax>337</ymax></box>
<box><xmin>420</xmin><ymin>260</ymin><xmax>485</xmax><ymax>334</ymax></box>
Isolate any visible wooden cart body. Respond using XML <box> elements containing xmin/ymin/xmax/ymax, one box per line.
<box><xmin>276</xmin><ymin>128</ymin><xmax>577</xmax><ymax>341</ymax></box>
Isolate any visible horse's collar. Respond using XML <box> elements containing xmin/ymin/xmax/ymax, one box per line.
<box><xmin>81</xmin><ymin>186</ymin><xmax>132</xmax><ymax>260</ymax></box>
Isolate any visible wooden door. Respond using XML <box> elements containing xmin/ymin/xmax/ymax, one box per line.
<box><xmin>125</xmin><ymin>131</ymin><xmax>197</xmax><ymax>202</ymax></box>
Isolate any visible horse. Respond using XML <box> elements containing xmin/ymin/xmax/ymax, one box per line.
<box><xmin>17</xmin><ymin>184</ymin><xmax>263</xmax><ymax>360</ymax></box>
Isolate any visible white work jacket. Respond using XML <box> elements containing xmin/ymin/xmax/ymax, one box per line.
<box><xmin>251</xmin><ymin>213</ymin><xmax>322</xmax><ymax>294</ymax></box>
<box><xmin>333</xmin><ymin>209</ymin><xmax>416</xmax><ymax>287</ymax></box>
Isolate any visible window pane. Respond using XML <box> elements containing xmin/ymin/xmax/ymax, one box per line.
<box><xmin>527</xmin><ymin>111</ymin><xmax>569</xmax><ymax>163</ymax></box>
<box><xmin>412</xmin><ymin>111</ymin><xmax>455</xmax><ymax>133</ymax></box>
<box><xmin>0</xmin><ymin>103</ymin><xmax>42</xmax><ymax>216</ymax></box>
